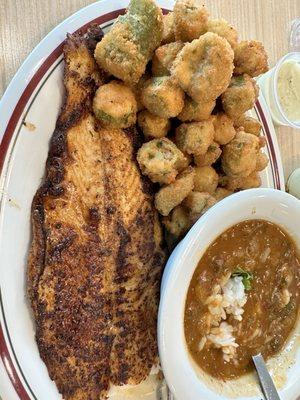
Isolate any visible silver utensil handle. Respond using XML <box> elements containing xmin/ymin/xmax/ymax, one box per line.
<box><xmin>252</xmin><ymin>354</ymin><xmax>281</xmax><ymax>400</ymax></box>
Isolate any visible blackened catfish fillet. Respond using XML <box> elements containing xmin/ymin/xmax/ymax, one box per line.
<box><xmin>27</xmin><ymin>26</ymin><xmax>166</xmax><ymax>400</ymax></box>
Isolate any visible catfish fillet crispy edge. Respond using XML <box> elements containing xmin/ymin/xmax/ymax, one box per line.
<box><xmin>27</xmin><ymin>27</ymin><xmax>166</xmax><ymax>400</ymax></box>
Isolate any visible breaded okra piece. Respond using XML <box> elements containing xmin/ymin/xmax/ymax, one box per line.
<box><xmin>194</xmin><ymin>166</ymin><xmax>219</xmax><ymax>194</ymax></box>
<box><xmin>221</xmin><ymin>131</ymin><xmax>261</xmax><ymax>178</ymax></box>
<box><xmin>137</xmin><ymin>138</ymin><xmax>188</xmax><ymax>185</ymax></box>
<box><xmin>173</xmin><ymin>0</ymin><xmax>209</xmax><ymax>42</ymax></box>
<box><xmin>221</xmin><ymin>74</ymin><xmax>259</xmax><ymax>119</ymax></box>
<box><xmin>94</xmin><ymin>0</ymin><xmax>163</xmax><ymax>84</ymax></box>
<box><xmin>152</xmin><ymin>41</ymin><xmax>184</xmax><ymax>76</ymax></box>
<box><xmin>171</xmin><ymin>32</ymin><xmax>234</xmax><ymax>103</ymax></box>
<box><xmin>93</xmin><ymin>81</ymin><xmax>137</xmax><ymax>128</ymax></box>
<box><xmin>206</xmin><ymin>18</ymin><xmax>238</xmax><ymax>49</ymax></box>
<box><xmin>155</xmin><ymin>166</ymin><xmax>195</xmax><ymax>216</ymax></box>
<box><xmin>161</xmin><ymin>12</ymin><xmax>175</xmax><ymax>44</ymax></box>
<box><xmin>178</xmin><ymin>96</ymin><xmax>216</xmax><ymax>122</ymax></box>
<box><xmin>175</xmin><ymin>120</ymin><xmax>214</xmax><ymax>155</ymax></box>
<box><xmin>194</xmin><ymin>142</ymin><xmax>221</xmax><ymax>166</ymax></box>
<box><xmin>162</xmin><ymin>205</ymin><xmax>191</xmax><ymax>238</ymax></box>
<box><xmin>137</xmin><ymin>110</ymin><xmax>171</xmax><ymax>139</ymax></box>
<box><xmin>212</xmin><ymin>113</ymin><xmax>236</xmax><ymax>145</ymax></box>
<box><xmin>234</xmin><ymin>115</ymin><xmax>262</xmax><ymax>136</ymax></box>
<box><xmin>141</xmin><ymin>76</ymin><xmax>185</xmax><ymax>118</ymax></box>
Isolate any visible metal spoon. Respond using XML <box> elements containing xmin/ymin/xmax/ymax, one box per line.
<box><xmin>252</xmin><ymin>354</ymin><xmax>281</xmax><ymax>400</ymax></box>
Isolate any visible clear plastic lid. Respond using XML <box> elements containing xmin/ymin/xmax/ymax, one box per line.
<box><xmin>290</xmin><ymin>19</ymin><xmax>300</xmax><ymax>51</ymax></box>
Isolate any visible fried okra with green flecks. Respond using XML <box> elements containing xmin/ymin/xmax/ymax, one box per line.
<box><xmin>173</xmin><ymin>0</ymin><xmax>209</xmax><ymax>42</ymax></box>
<box><xmin>183</xmin><ymin>191</ymin><xmax>217</xmax><ymax>222</ymax></box>
<box><xmin>141</xmin><ymin>76</ymin><xmax>185</xmax><ymax>118</ymax></box>
<box><xmin>178</xmin><ymin>97</ymin><xmax>216</xmax><ymax>122</ymax></box>
<box><xmin>234</xmin><ymin>114</ymin><xmax>262</xmax><ymax>136</ymax></box>
<box><xmin>155</xmin><ymin>166</ymin><xmax>195</xmax><ymax>216</ymax></box>
<box><xmin>93</xmin><ymin>81</ymin><xmax>137</xmax><ymax>128</ymax></box>
<box><xmin>152</xmin><ymin>42</ymin><xmax>184</xmax><ymax>76</ymax></box>
<box><xmin>213</xmin><ymin>113</ymin><xmax>236</xmax><ymax>145</ymax></box>
<box><xmin>162</xmin><ymin>205</ymin><xmax>191</xmax><ymax>237</ymax></box>
<box><xmin>175</xmin><ymin>120</ymin><xmax>214</xmax><ymax>155</ymax></box>
<box><xmin>171</xmin><ymin>32</ymin><xmax>234</xmax><ymax>103</ymax></box>
<box><xmin>94</xmin><ymin>0</ymin><xmax>163</xmax><ymax>84</ymax></box>
<box><xmin>194</xmin><ymin>166</ymin><xmax>219</xmax><ymax>193</ymax></box>
<box><xmin>234</xmin><ymin>40</ymin><xmax>268</xmax><ymax>77</ymax></box>
<box><xmin>137</xmin><ymin>110</ymin><xmax>170</xmax><ymax>139</ymax></box>
<box><xmin>221</xmin><ymin>131</ymin><xmax>261</xmax><ymax>178</ymax></box>
<box><xmin>194</xmin><ymin>142</ymin><xmax>221</xmax><ymax>166</ymax></box>
<box><xmin>137</xmin><ymin>138</ymin><xmax>188</xmax><ymax>185</ymax></box>
<box><xmin>221</xmin><ymin>74</ymin><xmax>259</xmax><ymax>119</ymax></box>
<box><xmin>162</xmin><ymin>12</ymin><xmax>175</xmax><ymax>44</ymax></box>
<box><xmin>206</xmin><ymin>18</ymin><xmax>238</xmax><ymax>49</ymax></box>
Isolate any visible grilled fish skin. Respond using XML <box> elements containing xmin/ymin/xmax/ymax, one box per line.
<box><xmin>27</xmin><ymin>26</ymin><xmax>166</xmax><ymax>400</ymax></box>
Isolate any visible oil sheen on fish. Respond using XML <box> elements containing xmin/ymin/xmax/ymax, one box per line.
<box><xmin>27</xmin><ymin>26</ymin><xmax>166</xmax><ymax>400</ymax></box>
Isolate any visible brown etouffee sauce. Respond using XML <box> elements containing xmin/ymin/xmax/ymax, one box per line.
<box><xmin>184</xmin><ymin>220</ymin><xmax>300</xmax><ymax>380</ymax></box>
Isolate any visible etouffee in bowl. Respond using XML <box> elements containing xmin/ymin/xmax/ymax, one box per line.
<box><xmin>158</xmin><ymin>188</ymin><xmax>300</xmax><ymax>400</ymax></box>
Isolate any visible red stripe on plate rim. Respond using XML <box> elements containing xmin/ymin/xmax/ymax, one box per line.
<box><xmin>0</xmin><ymin>7</ymin><xmax>281</xmax><ymax>399</ymax></box>
<box><xmin>0</xmin><ymin>325</ymin><xmax>31</xmax><ymax>400</ymax></box>
<box><xmin>255</xmin><ymin>100</ymin><xmax>281</xmax><ymax>189</ymax></box>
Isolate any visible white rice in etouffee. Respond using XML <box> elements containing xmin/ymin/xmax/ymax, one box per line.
<box><xmin>202</xmin><ymin>276</ymin><xmax>247</xmax><ymax>362</ymax></box>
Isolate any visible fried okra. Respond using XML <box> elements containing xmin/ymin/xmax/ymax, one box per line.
<box><xmin>155</xmin><ymin>166</ymin><xmax>195</xmax><ymax>216</ymax></box>
<box><xmin>137</xmin><ymin>138</ymin><xmax>188</xmax><ymax>184</ymax></box>
<box><xmin>175</xmin><ymin>120</ymin><xmax>214</xmax><ymax>155</ymax></box>
<box><xmin>130</xmin><ymin>73</ymin><xmax>150</xmax><ymax>111</ymax></box>
<box><xmin>171</xmin><ymin>32</ymin><xmax>234</xmax><ymax>103</ymax></box>
<box><xmin>94</xmin><ymin>0</ymin><xmax>163</xmax><ymax>84</ymax></box>
<box><xmin>213</xmin><ymin>113</ymin><xmax>236</xmax><ymax>145</ymax></box>
<box><xmin>137</xmin><ymin>110</ymin><xmax>170</xmax><ymax>139</ymax></box>
<box><xmin>256</xmin><ymin>151</ymin><xmax>269</xmax><ymax>171</ymax></box>
<box><xmin>221</xmin><ymin>131</ymin><xmax>261</xmax><ymax>178</ymax></box>
<box><xmin>214</xmin><ymin>187</ymin><xmax>233</xmax><ymax>201</ymax></box>
<box><xmin>178</xmin><ymin>97</ymin><xmax>216</xmax><ymax>122</ymax></box>
<box><xmin>234</xmin><ymin>115</ymin><xmax>262</xmax><ymax>136</ymax></box>
<box><xmin>221</xmin><ymin>74</ymin><xmax>259</xmax><ymax>119</ymax></box>
<box><xmin>162</xmin><ymin>12</ymin><xmax>175</xmax><ymax>44</ymax></box>
<box><xmin>183</xmin><ymin>191</ymin><xmax>217</xmax><ymax>222</ymax></box>
<box><xmin>234</xmin><ymin>40</ymin><xmax>268</xmax><ymax>77</ymax></box>
<box><xmin>194</xmin><ymin>166</ymin><xmax>218</xmax><ymax>193</ymax></box>
<box><xmin>93</xmin><ymin>81</ymin><xmax>137</xmax><ymax>128</ymax></box>
<box><xmin>173</xmin><ymin>0</ymin><xmax>209</xmax><ymax>42</ymax></box>
<box><xmin>224</xmin><ymin>172</ymin><xmax>262</xmax><ymax>191</ymax></box>
<box><xmin>162</xmin><ymin>205</ymin><xmax>191</xmax><ymax>237</ymax></box>
<box><xmin>194</xmin><ymin>142</ymin><xmax>221</xmax><ymax>166</ymax></box>
<box><xmin>141</xmin><ymin>76</ymin><xmax>185</xmax><ymax>118</ymax></box>
<box><xmin>206</xmin><ymin>18</ymin><xmax>238</xmax><ymax>49</ymax></box>
<box><xmin>152</xmin><ymin>42</ymin><xmax>184</xmax><ymax>76</ymax></box>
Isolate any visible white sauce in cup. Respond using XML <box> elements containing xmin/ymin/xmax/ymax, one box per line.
<box><xmin>277</xmin><ymin>59</ymin><xmax>300</xmax><ymax>121</ymax></box>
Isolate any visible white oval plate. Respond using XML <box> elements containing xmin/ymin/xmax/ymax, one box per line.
<box><xmin>0</xmin><ymin>1</ymin><xmax>284</xmax><ymax>399</ymax></box>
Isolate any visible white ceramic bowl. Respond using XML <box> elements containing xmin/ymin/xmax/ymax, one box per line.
<box><xmin>158</xmin><ymin>188</ymin><xmax>300</xmax><ymax>400</ymax></box>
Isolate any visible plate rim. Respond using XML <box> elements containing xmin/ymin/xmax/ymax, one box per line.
<box><xmin>0</xmin><ymin>1</ymin><xmax>285</xmax><ymax>399</ymax></box>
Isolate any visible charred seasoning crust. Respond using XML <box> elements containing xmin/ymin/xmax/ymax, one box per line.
<box><xmin>27</xmin><ymin>26</ymin><xmax>105</xmax><ymax>315</ymax></box>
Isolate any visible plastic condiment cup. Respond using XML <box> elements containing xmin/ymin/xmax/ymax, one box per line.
<box><xmin>287</xmin><ymin>168</ymin><xmax>300</xmax><ymax>199</ymax></box>
<box><xmin>257</xmin><ymin>52</ymin><xmax>300</xmax><ymax>129</ymax></box>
